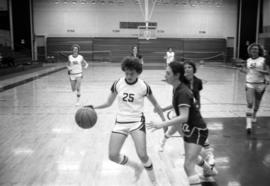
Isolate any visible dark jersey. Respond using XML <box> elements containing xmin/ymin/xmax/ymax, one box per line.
<box><xmin>131</xmin><ymin>53</ymin><xmax>143</xmax><ymax>59</ymax></box>
<box><xmin>190</xmin><ymin>76</ymin><xmax>203</xmax><ymax>106</ymax></box>
<box><xmin>172</xmin><ymin>83</ymin><xmax>206</xmax><ymax>128</ymax></box>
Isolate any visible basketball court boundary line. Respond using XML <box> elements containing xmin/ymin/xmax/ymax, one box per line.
<box><xmin>0</xmin><ymin>66</ymin><xmax>66</xmax><ymax>92</ymax></box>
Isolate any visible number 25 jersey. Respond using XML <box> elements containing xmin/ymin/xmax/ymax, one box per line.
<box><xmin>111</xmin><ymin>77</ymin><xmax>152</xmax><ymax>122</ymax></box>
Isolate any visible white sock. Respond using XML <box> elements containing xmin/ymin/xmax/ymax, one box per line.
<box><xmin>143</xmin><ymin>159</ymin><xmax>157</xmax><ymax>183</ymax></box>
<box><xmin>246</xmin><ymin>117</ymin><xmax>252</xmax><ymax>129</ymax></box>
<box><xmin>246</xmin><ymin>110</ymin><xmax>252</xmax><ymax>129</ymax></box>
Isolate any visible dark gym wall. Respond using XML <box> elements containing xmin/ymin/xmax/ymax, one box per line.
<box><xmin>11</xmin><ymin>0</ymin><xmax>31</xmax><ymax>52</ymax></box>
<box><xmin>239</xmin><ymin>0</ymin><xmax>259</xmax><ymax>59</ymax></box>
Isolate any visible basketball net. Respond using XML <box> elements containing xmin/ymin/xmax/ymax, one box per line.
<box><xmin>138</xmin><ymin>25</ymin><xmax>157</xmax><ymax>40</ymax></box>
<box><xmin>136</xmin><ymin>0</ymin><xmax>158</xmax><ymax>40</ymax></box>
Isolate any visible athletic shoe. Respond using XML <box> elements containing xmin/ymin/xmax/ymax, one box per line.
<box><xmin>203</xmin><ymin>164</ymin><xmax>218</xmax><ymax>177</ymax></box>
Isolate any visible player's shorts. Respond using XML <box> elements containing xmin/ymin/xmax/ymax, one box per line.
<box><xmin>112</xmin><ymin>116</ymin><xmax>145</xmax><ymax>136</ymax></box>
<box><xmin>246</xmin><ymin>82</ymin><xmax>266</xmax><ymax>93</ymax></box>
<box><xmin>182</xmin><ymin>123</ymin><xmax>208</xmax><ymax>146</ymax></box>
<box><xmin>69</xmin><ymin>73</ymin><xmax>82</xmax><ymax>81</ymax></box>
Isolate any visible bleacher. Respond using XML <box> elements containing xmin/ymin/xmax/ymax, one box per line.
<box><xmin>46</xmin><ymin>37</ymin><xmax>227</xmax><ymax>63</ymax></box>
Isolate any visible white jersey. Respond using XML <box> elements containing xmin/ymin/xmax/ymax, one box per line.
<box><xmin>111</xmin><ymin>77</ymin><xmax>152</xmax><ymax>122</ymax></box>
<box><xmin>166</xmin><ymin>51</ymin><xmax>175</xmax><ymax>64</ymax></box>
<box><xmin>68</xmin><ymin>54</ymin><xmax>84</xmax><ymax>75</ymax></box>
<box><xmin>246</xmin><ymin>57</ymin><xmax>266</xmax><ymax>83</ymax></box>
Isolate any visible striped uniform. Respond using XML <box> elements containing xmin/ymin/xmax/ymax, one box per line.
<box><xmin>173</xmin><ymin>83</ymin><xmax>208</xmax><ymax>146</ymax></box>
<box><xmin>110</xmin><ymin>77</ymin><xmax>152</xmax><ymax>136</ymax></box>
<box><xmin>246</xmin><ymin>56</ymin><xmax>267</xmax><ymax>92</ymax></box>
<box><xmin>68</xmin><ymin>54</ymin><xmax>84</xmax><ymax>80</ymax></box>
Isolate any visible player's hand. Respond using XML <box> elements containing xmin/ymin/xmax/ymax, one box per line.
<box><xmin>146</xmin><ymin>121</ymin><xmax>164</xmax><ymax>132</ymax></box>
<box><xmin>84</xmin><ymin>63</ymin><xmax>89</xmax><ymax>69</ymax></box>
<box><xmin>154</xmin><ymin>107</ymin><xmax>165</xmax><ymax>113</ymax></box>
<box><xmin>84</xmin><ymin>105</ymin><xmax>94</xmax><ymax>109</ymax></box>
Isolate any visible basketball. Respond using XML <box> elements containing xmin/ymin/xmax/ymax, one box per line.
<box><xmin>75</xmin><ymin>107</ymin><xmax>97</xmax><ymax>129</ymax></box>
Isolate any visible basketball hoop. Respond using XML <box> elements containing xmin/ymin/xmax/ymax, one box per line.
<box><xmin>136</xmin><ymin>0</ymin><xmax>158</xmax><ymax>40</ymax></box>
<box><xmin>138</xmin><ymin>26</ymin><xmax>157</xmax><ymax>40</ymax></box>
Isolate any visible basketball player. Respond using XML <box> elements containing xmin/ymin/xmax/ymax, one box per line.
<box><xmin>164</xmin><ymin>47</ymin><xmax>175</xmax><ymax>66</ymax></box>
<box><xmin>245</xmin><ymin>43</ymin><xmax>270</xmax><ymax>135</ymax></box>
<box><xmin>88</xmin><ymin>56</ymin><xmax>165</xmax><ymax>185</ymax></box>
<box><xmin>147</xmin><ymin>62</ymin><xmax>217</xmax><ymax>186</ymax></box>
<box><xmin>158</xmin><ymin>61</ymin><xmax>216</xmax><ymax>173</ymax></box>
<box><xmin>67</xmin><ymin>44</ymin><xmax>88</xmax><ymax>106</ymax></box>
<box><xmin>131</xmin><ymin>45</ymin><xmax>144</xmax><ymax>64</ymax></box>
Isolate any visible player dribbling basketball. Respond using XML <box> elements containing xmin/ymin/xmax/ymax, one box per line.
<box><xmin>67</xmin><ymin>44</ymin><xmax>88</xmax><ymax>106</ymax></box>
<box><xmin>86</xmin><ymin>56</ymin><xmax>165</xmax><ymax>185</ymax></box>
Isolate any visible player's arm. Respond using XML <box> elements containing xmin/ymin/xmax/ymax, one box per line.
<box><xmin>82</xmin><ymin>58</ymin><xmax>88</xmax><ymax>69</ymax></box>
<box><xmin>67</xmin><ymin>59</ymin><xmax>72</xmax><ymax>70</ymax></box>
<box><xmin>93</xmin><ymin>92</ymin><xmax>117</xmax><ymax>109</ymax></box>
<box><xmin>162</xmin><ymin>105</ymin><xmax>174</xmax><ymax>112</ymax></box>
<box><xmin>147</xmin><ymin>94</ymin><xmax>165</xmax><ymax>121</ymax></box>
<box><xmin>166</xmin><ymin>124</ymin><xmax>183</xmax><ymax>137</ymax></box>
<box><xmin>140</xmin><ymin>58</ymin><xmax>144</xmax><ymax>65</ymax></box>
<box><xmin>256</xmin><ymin>68</ymin><xmax>269</xmax><ymax>75</ymax></box>
<box><xmin>147</xmin><ymin>106</ymin><xmax>189</xmax><ymax>130</ymax></box>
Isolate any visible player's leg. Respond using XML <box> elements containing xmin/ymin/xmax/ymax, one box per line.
<box><xmin>109</xmin><ymin>126</ymin><xmax>142</xmax><ymax>181</ymax></box>
<box><xmin>75</xmin><ymin>77</ymin><xmax>82</xmax><ymax>105</ymax></box>
<box><xmin>184</xmin><ymin>142</ymin><xmax>202</xmax><ymax>186</ymax></box>
<box><xmin>131</xmin><ymin>125</ymin><xmax>158</xmax><ymax>185</ymax></box>
<box><xmin>108</xmin><ymin>132</ymin><xmax>127</xmax><ymax>164</ymax></box>
<box><xmin>200</xmin><ymin>139</ymin><xmax>215</xmax><ymax>167</ymax></box>
<box><xmin>245</xmin><ymin>86</ymin><xmax>255</xmax><ymax>134</ymax></box>
<box><xmin>253</xmin><ymin>85</ymin><xmax>266</xmax><ymax>122</ymax></box>
<box><xmin>70</xmin><ymin>77</ymin><xmax>76</xmax><ymax>92</ymax></box>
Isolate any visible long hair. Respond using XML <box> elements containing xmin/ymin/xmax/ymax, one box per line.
<box><xmin>183</xmin><ymin>60</ymin><xmax>197</xmax><ymax>74</ymax></box>
<box><xmin>168</xmin><ymin>61</ymin><xmax>189</xmax><ymax>85</ymax></box>
<box><xmin>247</xmin><ymin>43</ymin><xmax>264</xmax><ymax>57</ymax></box>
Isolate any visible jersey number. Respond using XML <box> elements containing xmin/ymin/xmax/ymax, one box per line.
<box><xmin>123</xmin><ymin>93</ymin><xmax>135</xmax><ymax>102</ymax></box>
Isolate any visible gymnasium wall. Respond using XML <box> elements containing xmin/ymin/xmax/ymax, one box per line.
<box><xmin>0</xmin><ymin>29</ymin><xmax>10</xmax><ymax>46</ymax></box>
<box><xmin>259</xmin><ymin>0</ymin><xmax>270</xmax><ymax>51</ymax></box>
<box><xmin>33</xmin><ymin>0</ymin><xmax>237</xmax><ymax>39</ymax></box>
<box><xmin>46</xmin><ymin>37</ymin><xmax>226</xmax><ymax>63</ymax></box>
<box><xmin>263</xmin><ymin>0</ymin><xmax>270</xmax><ymax>26</ymax></box>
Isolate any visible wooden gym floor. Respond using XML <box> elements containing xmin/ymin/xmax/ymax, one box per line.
<box><xmin>0</xmin><ymin>62</ymin><xmax>270</xmax><ymax>186</ymax></box>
